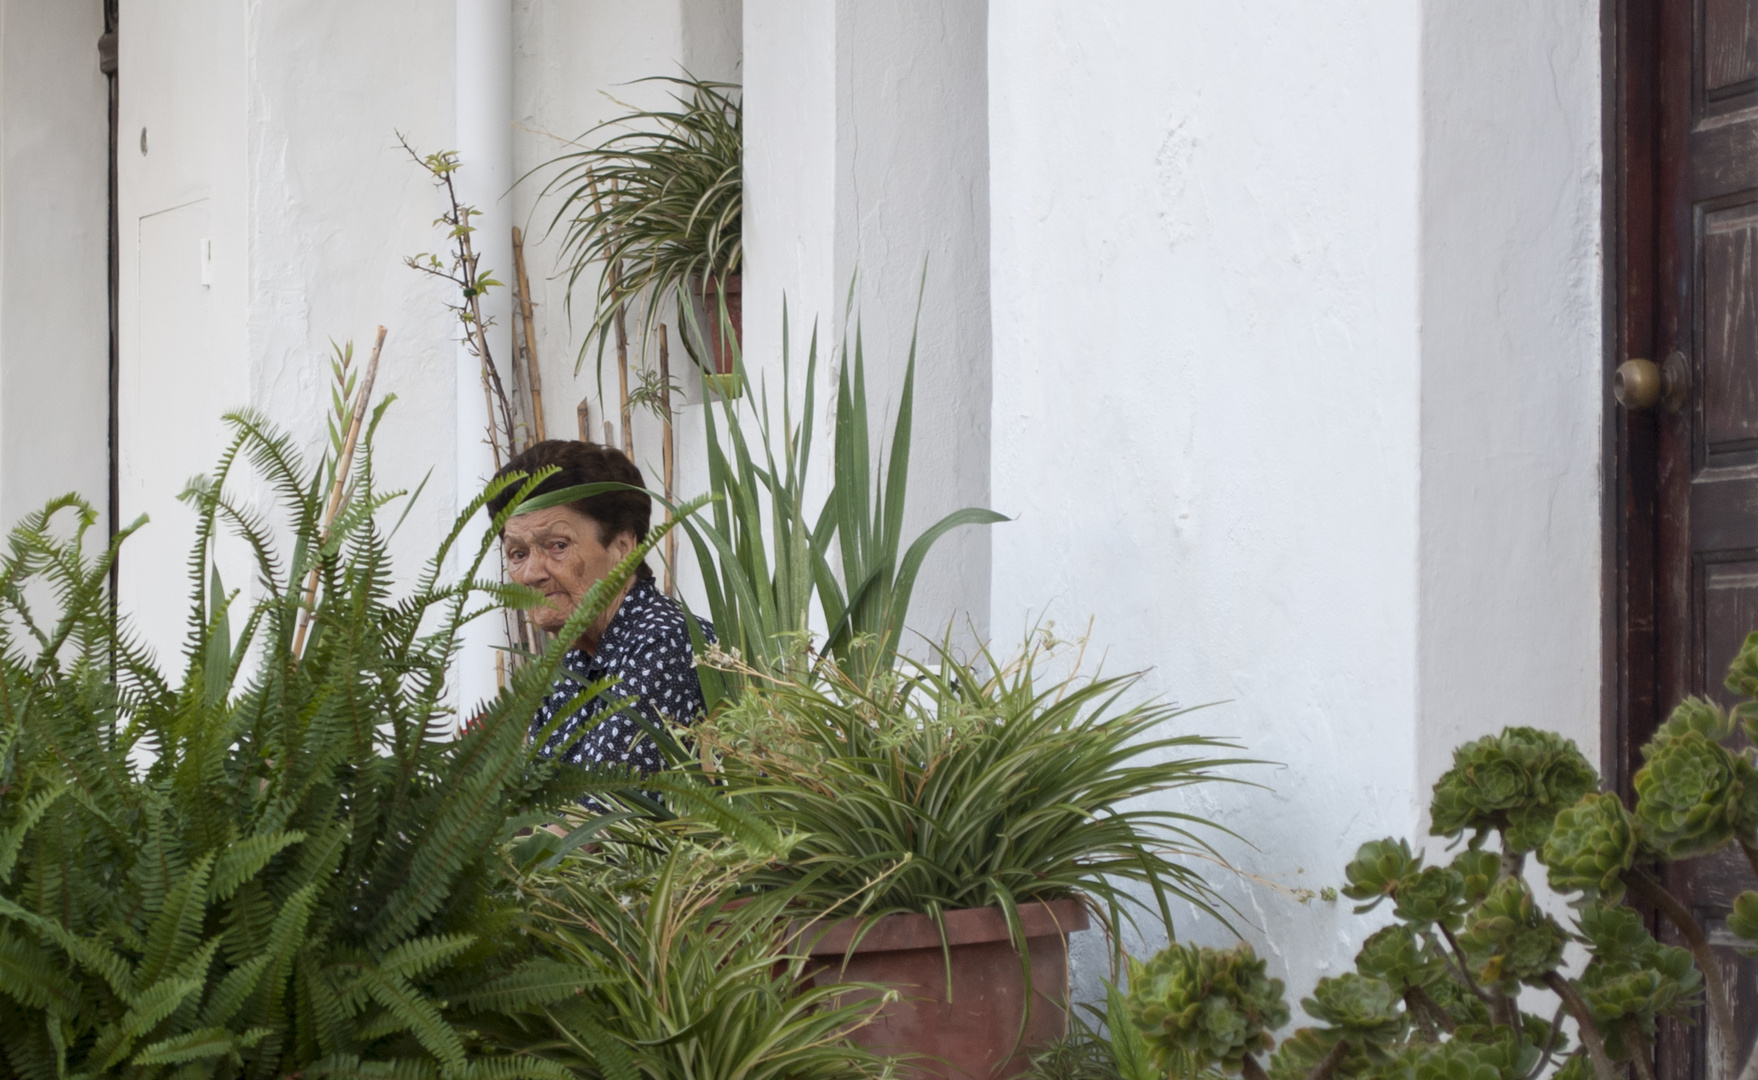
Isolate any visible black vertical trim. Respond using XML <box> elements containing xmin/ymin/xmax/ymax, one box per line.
<box><xmin>101</xmin><ymin>0</ymin><xmax>118</xmax><ymax>607</ymax></box>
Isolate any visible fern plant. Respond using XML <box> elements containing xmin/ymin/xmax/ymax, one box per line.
<box><xmin>0</xmin><ymin>401</ymin><xmax>697</xmax><ymax>1079</ymax></box>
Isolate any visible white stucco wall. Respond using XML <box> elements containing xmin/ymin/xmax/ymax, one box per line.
<box><xmin>512</xmin><ymin>0</ymin><xmax>740</xmax><ymax>610</ymax></box>
<box><xmin>987</xmin><ymin>1</ymin><xmax>1603</xmax><ymax>1006</ymax></box>
<box><xmin>0</xmin><ymin>0</ymin><xmax>110</xmax><ymax>539</ymax></box>
<box><xmin>100</xmin><ymin>0</ymin><xmax>733</xmax><ymax>679</ymax></box>
<box><xmin>989</xmin><ymin>1</ymin><xmax>1425</xmax><ymax>994</ymax></box>
<box><xmin>1416</xmin><ymin>0</ymin><xmax>1603</xmax><ymax>809</ymax></box>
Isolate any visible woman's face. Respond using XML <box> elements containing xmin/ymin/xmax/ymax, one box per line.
<box><xmin>501</xmin><ymin>506</ymin><xmax>636</xmax><ymax>637</ymax></box>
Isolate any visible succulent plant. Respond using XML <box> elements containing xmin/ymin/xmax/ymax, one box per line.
<box><xmin>1393</xmin><ymin>865</ymin><xmax>1467</xmax><ymax>931</ymax></box>
<box><xmin>1403</xmin><ymin>1032</ymin><xmax>1525</xmax><ymax>1080</ymax></box>
<box><xmin>1551</xmin><ymin>1053</ymin><xmax>1595</xmax><ymax>1080</ymax></box>
<box><xmin>1127</xmin><ymin>942</ymin><xmax>1290</xmax><ymax>1074</ymax></box>
<box><xmin>1430</xmin><ymin>728</ymin><xmax>1599</xmax><ymax>853</ymax></box>
<box><xmin>1303</xmin><ymin>973</ymin><xmax>1406</xmax><ymax>1044</ymax></box>
<box><xmin>1632</xmin><ymin>729</ymin><xmax>1758</xmax><ymax>859</ymax></box>
<box><xmin>1355</xmin><ymin>925</ymin><xmax>1445</xmax><ymax>993</ymax></box>
<box><xmin>1574</xmin><ymin>904</ymin><xmax>1699</xmax><ymax>1061</ymax></box>
<box><xmin>1424</xmin><ymin>973</ymin><xmax>1491</xmax><ymax>1030</ymax></box>
<box><xmin>1723</xmin><ymin>631</ymin><xmax>1758</xmax><ymax>701</ymax></box>
<box><xmin>1343</xmin><ymin>838</ymin><xmax>1422</xmax><ymax>913</ymax></box>
<box><xmin>1729</xmin><ymin>890</ymin><xmax>1758</xmax><ymax>949</ymax></box>
<box><xmin>1266</xmin><ymin>1028</ymin><xmax>1367</xmax><ymax>1080</ymax></box>
<box><xmin>1456</xmin><ymin>878</ymin><xmax>1566</xmax><ymax>990</ymax></box>
<box><xmin>1451</xmin><ymin>848</ymin><xmax>1501</xmax><ymax>907</ymax></box>
<box><xmin>1540</xmin><ymin>792</ymin><xmax>1639</xmax><ymax>901</ymax></box>
<box><xmin>1648</xmin><ymin>696</ymin><xmax>1735</xmax><ymax>747</ymax></box>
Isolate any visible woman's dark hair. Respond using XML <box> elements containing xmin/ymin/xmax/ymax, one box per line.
<box><xmin>487</xmin><ymin>440</ymin><xmax>654</xmax><ymax>581</ymax></box>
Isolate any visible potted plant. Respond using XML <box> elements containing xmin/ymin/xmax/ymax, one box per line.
<box><xmin>535</xmin><ymin>75</ymin><xmax>743</xmax><ymax>387</ymax></box>
<box><xmin>649</xmin><ymin>641</ymin><xmax>1248</xmax><ymax>1080</ymax></box>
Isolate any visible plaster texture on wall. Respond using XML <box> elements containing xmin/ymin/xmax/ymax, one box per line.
<box><xmin>117</xmin><ymin>0</ymin><xmax>252</xmax><ymax>664</ymax></box>
<box><xmin>242</xmin><ymin>0</ymin><xmax>457</xmax><ymax>593</ymax></box>
<box><xmin>742</xmin><ymin>0</ymin><xmax>992</xmax><ymax>648</ymax></box>
<box><xmin>92</xmin><ymin>0</ymin><xmax>734</xmax><ymax>677</ymax></box>
<box><xmin>987</xmin><ymin>0</ymin><xmax>1604</xmax><ymax>1010</ymax></box>
<box><xmin>0</xmin><ymin>0</ymin><xmax>110</xmax><ymax>539</ymax></box>
<box><xmin>988</xmin><ymin>1</ymin><xmax>1425</xmax><ymax>998</ymax></box>
<box><xmin>1416</xmin><ymin>0</ymin><xmax>1603</xmax><ymax>811</ymax></box>
<box><xmin>512</xmin><ymin>0</ymin><xmax>740</xmax><ymax>611</ymax></box>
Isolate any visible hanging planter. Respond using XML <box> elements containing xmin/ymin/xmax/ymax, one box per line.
<box><xmin>532</xmin><ymin>76</ymin><xmax>742</xmax><ymax>398</ymax></box>
<box><xmin>697</xmin><ymin>271</ymin><xmax>742</xmax><ymax>398</ymax></box>
<box><xmin>803</xmin><ymin>899</ymin><xmax>1089</xmax><ymax>1080</ymax></box>
<box><xmin>699</xmin><ymin>271</ymin><xmax>742</xmax><ymax>375</ymax></box>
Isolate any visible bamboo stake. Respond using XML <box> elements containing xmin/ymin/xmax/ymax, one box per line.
<box><xmin>577</xmin><ymin>396</ymin><xmax>591</xmax><ymax>442</ymax></box>
<box><xmin>612</xmin><ymin>263</ymin><xmax>633</xmax><ymax>456</ymax></box>
<box><xmin>604</xmin><ymin>421</ymin><xmax>614</xmax><ymax>447</ymax></box>
<box><xmin>658</xmin><ymin>324</ymin><xmax>676</xmax><ymax>596</ymax></box>
<box><xmin>511</xmin><ymin>226</ymin><xmax>547</xmax><ymax>442</ymax></box>
<box><xmin>294</xmin><ymin>325</ymin><xmax>387</xmax><ymax>657</ymax></box>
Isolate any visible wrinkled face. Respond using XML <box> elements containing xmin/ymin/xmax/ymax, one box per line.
<box><xmin>501</xmin><ymin>506</ymin><xmax>636</xmax><ymax>636</ymax></box>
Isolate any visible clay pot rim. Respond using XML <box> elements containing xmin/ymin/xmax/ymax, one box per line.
<box><xmin>797</xmin><ymin>896</ymin><xmax>1090</xmax><ymax>958</ymax></box>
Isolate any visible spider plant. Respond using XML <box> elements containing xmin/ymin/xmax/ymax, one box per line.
<box><xmin>687</xmin><ymin>634</ymin><xmax>1254</xmax><ymax>956</ymax></box>
<box><xmin>535</xmin><ymin>75</ymin><xmax>741</xmax><ymax>377</ymax></box>
<box><xmin>483</xmin><ymin>838</ymin><xmax>892</xmax><ymax>1080</ymax></box>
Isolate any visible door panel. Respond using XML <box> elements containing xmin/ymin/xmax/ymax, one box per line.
<box><xmin>1625</xmin><ymin>0</ymin><xmax>1758</xmax><ymax>1077</ymax></box>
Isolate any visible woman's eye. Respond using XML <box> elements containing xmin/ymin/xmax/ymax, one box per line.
<box><xmin>550</xmin><ymin>541</ymin><xmax>568</xmax><ymax>554</ymax></box>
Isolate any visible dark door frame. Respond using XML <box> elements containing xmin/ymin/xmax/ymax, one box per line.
<box><xmin>1602</xmin><ymin>0</ymin><xmax>1663</xmax><ymax>799</ymax></box>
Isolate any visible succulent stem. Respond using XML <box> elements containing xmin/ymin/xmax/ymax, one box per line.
<box><xmin>1541</xmin><ymin>971</ymin><xmax>1618</xmax><ymax>1080</ymax></box>
<box><xmin>1405</xmin><ymin>986</ymin><xmax>1458</xmax><ymax>1035</ymax></box>
<box><xmin>1623</xmin><ymin>1019</ymin><xmax>1657</xmax><ymax>1080</ymax></box>
<box><xmin>1241</xmin><ymin>1054</ymin><xmax>1269</xmax><ymax>1080</ymax></box>
<box><xmin>1300</xmin><ymin>1039</ymin><xmax>1351</xmax><ymax>1080</ymax></box>
<box><xmin>1437</xmin><ymin>925</ymin><xmax>1494</xmax><ymax>1004</ymax></box>
<box><xmin>1623</xmin><ymin>865</ymin><xmax>1736</xmax><ymax>1079</ymax></box>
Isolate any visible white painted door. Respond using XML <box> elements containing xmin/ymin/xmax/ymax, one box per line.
<box><xmin>116</xmin><ymin>0</ymin><xmax>246</xmax><ymax>675</ymax></box>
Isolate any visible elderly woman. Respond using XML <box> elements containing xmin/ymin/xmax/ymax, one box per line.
<box><xmin>486</xmin><ymin>439</ymin><xmax>710</xmax><ymax>779</ymax></box>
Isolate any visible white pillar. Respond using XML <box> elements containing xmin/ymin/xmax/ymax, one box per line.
<box><xmin>742</xmin><ymin>0</ymin><xmax>992</xmax><ymax>650</ymax></box>
<box><xmin>455</xmin><ymin>0</ymin><xmax>515</xmax><ymax>716</ymax></box>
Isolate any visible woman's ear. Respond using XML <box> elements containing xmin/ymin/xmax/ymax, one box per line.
<box><xmin>609</xmin><ymin>531</ymin><xmax>638</xmax><ymax>564</ymax></box>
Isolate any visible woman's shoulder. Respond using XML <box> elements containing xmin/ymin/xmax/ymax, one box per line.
<box><xmin>614</xmin><ymin>579</ymin><xmax>716</xmax><ymax>652</ymax></box>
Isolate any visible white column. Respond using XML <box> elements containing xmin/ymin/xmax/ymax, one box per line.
<box><xmin>0</xmin><ymin>0</ymin><xmax>109</xmax><ymax>535</ymax></box>
<box><xmin>455</xmin><ymin>0</ymin><xmax>515</xmax><ymax>716</ymax></box>
<box><xmin>741</xmin><ymin>0</ymin><xmax>992</xmax><ymax>649</ymax></box>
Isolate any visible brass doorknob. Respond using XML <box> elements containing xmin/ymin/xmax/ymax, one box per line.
<box><xmin>1614</xmin><ymin>351</ymin><xmax>1688</xmax><ymax>413</ymax></box>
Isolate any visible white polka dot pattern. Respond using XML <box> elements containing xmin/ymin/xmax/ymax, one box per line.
<box><xmin>529</xmin><ymin>578</ymin><xmax>713</xmax><ymax>790</ymax></box>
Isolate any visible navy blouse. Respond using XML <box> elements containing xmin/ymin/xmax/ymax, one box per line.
<box><xmin>529</xmin><ymin>577</ymin><xmax>712</xmax><ymax>775</ymax></box>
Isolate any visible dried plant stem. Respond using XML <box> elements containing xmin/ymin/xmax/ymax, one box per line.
<box><xmin>577</xmin><ymin>396</ymin><xmax>591</xmax><ymax>441</ymax></box>
<box><xmin>512</xmin><ymin>226</ymin><xmax>546</xmax><ymax>443</ymax></box>
<box><xmin>613</xmin><ymin>264</ymin><xmax>633</xmax><ymax>456</ymax></box>
<box><xmin>659</xmin><ymin>323</ymin><xmax>676</xmax><ymax>596</ymax></box>
<box><xmin>295</xmin><ymin>326</ymin><xmax>387</xmax><ymax>657</ymax></box>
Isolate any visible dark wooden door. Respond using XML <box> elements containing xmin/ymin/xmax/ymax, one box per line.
<box><xmin>1609</xmin><ymin>1</ymin><xmax>1758</xmax><ymax>1077</ymax></box>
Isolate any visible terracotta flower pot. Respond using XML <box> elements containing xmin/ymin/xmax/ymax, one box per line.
<box><xmin>803</xmin><ymin>898</ymin><xmax>1089</xmax><ymax>1080</ymax></box>
<box><xmin>696</xmin><ymin>272</ymin><xmax>742</xmax><ymax>375</ymax></box>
